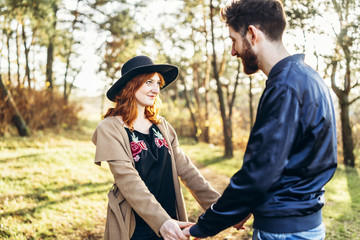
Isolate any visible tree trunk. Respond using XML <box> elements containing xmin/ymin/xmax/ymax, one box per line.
<box><xmin>179</xmin><ymin>74</ymin><xmax>199</xmax><ymax>142</ymax></box>
<box><xmin>330</xmin><ymin>60</ymin><xmax>355</xmax><ymax>167</ymax></box>
<box><xmin>192</xmin><ymin>63</ymin><xmax>201</xmax><ymax>111</ymax></box>
<box><xmin>191</xmin><ymin>63</ymin><xmax>203</xmax><ymax>141</ymax></box>
<box><xmin>6</xmin><ymin>33</ymin><xmax>11</xmax><ymax>85</ymax></box>
<box><xmin>15</xmin><ymin>23</ymin><xmax>21</xmax><ymax>87</ymax></box>
<box><xmin>229</xmin><ymin>59</ymin><xmax>241</xmax><ymax>119</ymax></box>
<box><xmin>63</xmin><ymin>55</ymin><xmax>70</xmax><ymax>104</ymax></box>
<box><xmin>65</xmin><ymin>68</ymin><xmax>81</xmax><ymax>105</ymax></box>
<box><xmin>203</xmin><ymin>56</ymin><xmax>211</xmax><ymax>143</ymax></box>
<box><xmin>0</xmin><ymin>77</ymin><xmax>30</xmax><ymax>137</ymax></box>
<box><xmin>46</xmin><ymin>3</ymin><xmax>58</xmax><ymax>91</ymax></box>
<box><xmin>339</xmin><ymin>98</ymin><xmax>355</xmax><ymax>167</ymax></box>
<box><xmin>202</xmin><ymin>0</ymin><xmax>211</xmax><ymax>143</ymax></box>
<box><xmin>46</xmin><ymin>41</ymin><xmax>55</xmax><ymax>90</ymax></box>
<box><xmin>249</xmin><ymin>76</ymin><xmax>254</xmax><ymax>130</ymax></box>
<box><xmin>22</xmin><ymin>22</ymin><xmax>32</xmax><ymax>88</ymax></box>
<box><xmin>210</xmin><ymin>0</ymin><xmax>233</xmax><ymax>157</ymax></box>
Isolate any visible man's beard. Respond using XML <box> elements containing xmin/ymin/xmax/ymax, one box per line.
<box><xmin>239</xmin><ymin>39</ymin><xmax>259</xmax><ymax>74</ymax></box>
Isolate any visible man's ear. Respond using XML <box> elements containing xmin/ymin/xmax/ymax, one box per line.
<box><xmin>247</xmin><ymin>25</ymin><xmax>260</xmax><ymax>45</ymax></box>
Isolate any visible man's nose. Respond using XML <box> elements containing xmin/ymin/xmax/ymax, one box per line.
<box><xmin>231</xmin><ymin>46</ymin><xmax>237</xmax><ymax>56</ymax></box>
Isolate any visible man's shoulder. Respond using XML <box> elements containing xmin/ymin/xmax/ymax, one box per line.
<box><xmin>270</xmin><ymin>59</ymin><xmax>323</xmax><ymax>90</ymax></box>
<box><xmin>266</xmin><ymin>60</ymin><xmax>329</xmax><ymax>108</ymax></box>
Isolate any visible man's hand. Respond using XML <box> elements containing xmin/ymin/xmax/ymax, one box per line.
<box><xmin>160</xmin><ymin>219</ymin><xmax>194</xmax><ymax>240</ymax></box>
<box><xmin>182</xmin><ymin>226</ymin><xmax>191</xmax><ymax>237</ymax></box>
<box><xmin>182</xmin><ymin>226</ymin><xmax>202</xmax><ymax>239</ymax></box>
<box><xmin>233</xmin><ymin>214</ymin><xmax>252</xmax><ymax>230</ymax></box>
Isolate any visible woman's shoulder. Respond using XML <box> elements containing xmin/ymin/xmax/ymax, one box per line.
<box><xmin>95</xmin><ymin>116</ymin><xmax>126</xmax><ymax>134</ymax></box>
<box><xmin>157</xmin><ymin>116</ymin><xmax>170</xmax><ymax>128</ymax></box>
<box><xmin>158</xmin><ymin>116</ymin><xmax>171</xmax><ymax>124</ymax></box>
<box><xmin>157</xmin><ymin>117</ymin><xmax>177</xmax><ymax>136</ymax></box>
<box><xmin>92</xmin><ymin>116</ymin><xmax>127</xmax><ymax>144</ymax></box>
<box><xmin>96</xmin><ymin>116</ymin><xmax>114</xmax><ymax>128</ymax></box>
<box><xmin>97</xmin><ymin>116</ymin><xmax>123</xmax><ymax>127</ymax></box>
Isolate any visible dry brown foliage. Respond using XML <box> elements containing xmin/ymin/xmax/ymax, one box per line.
<box><xmin>0</xmin><ymin>87</ymin><xmax>82</xmax><ymax>136</ymax></box>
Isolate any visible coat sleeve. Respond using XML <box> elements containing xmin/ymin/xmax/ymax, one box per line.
<box><xmin>92</xmin><ymin>119</ymin><xmax>171</xmax><ymax>236</ymax></box>
<box><xmin>164</xmin><ymin>120</ymin><xmax>221</xmax><ymax>210</ymax></box>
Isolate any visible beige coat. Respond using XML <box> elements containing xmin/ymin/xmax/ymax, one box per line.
<box><xmin>92</xmin><ymin>116</ymin><xmax>220</xmax><ymax>240</ymax></box>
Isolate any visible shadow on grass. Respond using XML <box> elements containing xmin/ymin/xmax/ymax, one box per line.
<box><xmin>0</xmin><ymin>180</ymin><xmax>113</xmax><ymax>201</ymax></box>
<box><xmin>345</xmin><ymin>166</ymin><xmax>360</xmax><ymax>203</ymax></box>
<box><xmin>195</xmin><ymin>155</ymin><xmax>233</xmax><ymax>169</ymax></box>
<box><xmin>0</xmin><ymin>180</ymin><xmax>113</xmax><ymax>219</ymax></box>
<box><xmin>345</xmin><ymin>166</ymin><xmax>360</xmax><ymax>234</ymax></box>
<box><xmin>0</xmin><ymin>118</ymin><xmax>99</xmax><ymax>147</ymax></box>
<box><xmin>324</xmin><ymin>166</ymin><xmax>360</xmax><ymax>239</ymax></box>
<box><xmin>0</xmin><ymin>152</ymin><xmax>50</xmax><ymax>163</ymax></box>
<box><xmin>62</xmin><ymin>118</ymin><xmax>99</xmax><ymax>141</ymax></box>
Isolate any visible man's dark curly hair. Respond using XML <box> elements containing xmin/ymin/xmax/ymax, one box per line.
<box><xmin>221</xmin><ymin>0</ymin><xmax>286</xmax><ymax>41</ymax></box>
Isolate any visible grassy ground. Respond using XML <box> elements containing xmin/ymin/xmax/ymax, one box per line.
<box><xmin>1</xmin><ymin>118</ymin><xmax>359</xmax><ymax>239</ymax></box>
<box><xmin>0</xmin><ymin>119</ymin><xmax>112</xmax><ymax>239</ymax></box>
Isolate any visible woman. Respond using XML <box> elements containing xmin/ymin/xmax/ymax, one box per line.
<box><xmin>92</xmin><ymin>55</ymin><xmax>220</xmax><ymax>240</ymax></box>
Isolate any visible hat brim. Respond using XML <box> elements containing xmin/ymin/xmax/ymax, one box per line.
<box><xmin>106</xmin><ymin>64</ymin><xmax>178</xmax><ymax>102</ymax></box>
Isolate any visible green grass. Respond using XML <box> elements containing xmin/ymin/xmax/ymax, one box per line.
<box><xmin>1</xmin><ymin>123</ymin><xmax>359</xmax><ymax>239</ymax></box>
<box><xmin>180</xmin><ymin>139</ymin><xmax>244</xmax><ymax>177</ymax></box>
<box><xmin>322</xmin><ymin>166</ymin><xmax>360</xmax><ymax>239</ymax></box>
<box><xmin>0</xmin><ymin>119</ymin><xmax>113</xmax><ymax>239</ymax></box>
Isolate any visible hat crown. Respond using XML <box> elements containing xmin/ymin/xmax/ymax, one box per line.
<box><xmin>121</xmin><ymin>55</ymin><xmax>154</xmax><ymax>77</ymax></box>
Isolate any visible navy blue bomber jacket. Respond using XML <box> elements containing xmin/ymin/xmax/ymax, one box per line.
<box><xmin>190</xmin><ymin>54</ymin><xmax>337</xmax><ymax>237</ymax></box>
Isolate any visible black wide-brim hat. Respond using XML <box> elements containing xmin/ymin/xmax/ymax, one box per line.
<box><xmin>106</xmin><ymin>55</ymin><xmax>179</xmax><ymax>102</ymax></box>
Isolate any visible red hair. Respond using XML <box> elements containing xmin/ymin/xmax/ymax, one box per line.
<box><xmin>103</xmin><ymin>72</ymin><xmax>165</xmax><ymax>131</ymax></box>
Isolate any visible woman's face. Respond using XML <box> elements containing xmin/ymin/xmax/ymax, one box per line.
<box><xmin>135</xmin><ymin>73</ymin><xmax>161</xmax><ymax>108</ymax></box>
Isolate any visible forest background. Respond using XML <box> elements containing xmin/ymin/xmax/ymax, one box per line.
<box><xmin>1</xmin><ymin>0</ymin><xmax>360</xmax><ymax>239</ymax></box>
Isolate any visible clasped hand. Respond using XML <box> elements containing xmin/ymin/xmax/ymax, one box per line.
<box><xmin>159</xmin><ymin>219</ymin><xmax>194</xmax><ymax>240</ymax></box>
<box><xmin>181</xmin><ymin>214</ymin><xmax>252</xmax><ymax>239</ymax></box>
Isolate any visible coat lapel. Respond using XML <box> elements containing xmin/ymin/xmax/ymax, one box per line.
<box><xmin>157</xmin><ymin>120</ymin><xmax>188</xmax><ymax>221</ymax></box>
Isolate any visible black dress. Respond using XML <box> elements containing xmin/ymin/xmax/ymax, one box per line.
<box><xmin>125</xmin><ymin>124</ymin><xmax>177</xmax><ymax>240</ymax></box>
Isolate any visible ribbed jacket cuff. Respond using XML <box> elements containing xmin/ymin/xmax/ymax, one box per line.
<box><xmin>189</xmin><ymin>224</ymin><xmax>209</xmax><ymax>238</ymax></box>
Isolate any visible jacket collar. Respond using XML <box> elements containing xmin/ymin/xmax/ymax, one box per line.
<box><xmin>268</xmin><ymin>54</ymin><xmax>305</xmax><ymax>81</ymax></box>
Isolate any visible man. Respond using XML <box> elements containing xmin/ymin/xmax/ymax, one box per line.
<box><xmin>184</xmin><ymin>0</ymin><xmax>337</xmax><ymax>239</ymax></box>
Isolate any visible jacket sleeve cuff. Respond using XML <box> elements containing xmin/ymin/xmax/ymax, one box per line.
<box><xmin>189</xmin><ymin>224</ymin><xmax>209</xmax><ymax>238</ymax></box>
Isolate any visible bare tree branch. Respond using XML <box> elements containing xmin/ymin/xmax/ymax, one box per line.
<box><xmin>229</xmin><ymin>59</ymin><xmax>241</xmax><ymax>118</ymax></box>
<box><xmin>349</xmin><ymin>96</ymin><xmax>360</xmax><ymax>106</ymax></box>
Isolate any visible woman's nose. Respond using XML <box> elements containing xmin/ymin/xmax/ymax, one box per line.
<box><xmin>152</xmin><ymin>85</ymin><xmax>160</xmax><ymax>93</ymax></box>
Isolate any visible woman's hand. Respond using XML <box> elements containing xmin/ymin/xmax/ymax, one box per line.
<box><xmin>233</xmin><ymin>214</ymin><xmax>252</xmax><ymax>230</ymax></box>
<box><xmin>159</xmin><ymin>219</ymin><xmax>194</xmax><ymax>240</ymax></box>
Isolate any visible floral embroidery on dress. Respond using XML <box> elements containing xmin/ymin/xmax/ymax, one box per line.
<box><xmin>130</xmin><ymin>132</ymin><xmax>148</xmax><ymax>162</ymax></box>
<box><xmin>153</xmin><ymin>128</ymin><xmax>171</xmax><ymax>155</ymax></box>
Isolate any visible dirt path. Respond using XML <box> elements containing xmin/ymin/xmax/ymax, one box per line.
<box><xmin>197</xmin><ymin>167</ymin><xmax>230</xmax><ymax>193</ymax></box>
<box><xmin>192</xmin><ymin>163</ymin><xmax>253</xmax><ymax>240</ymax></box>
